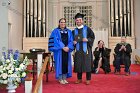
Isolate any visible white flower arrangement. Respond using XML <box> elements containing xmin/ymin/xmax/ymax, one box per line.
<box><xmin>0</xmin><ymin>49</ymin><xmax>29</xmax><ymax>87</ymax></box>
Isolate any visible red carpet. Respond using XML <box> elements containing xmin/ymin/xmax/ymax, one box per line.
<box><xmin>1</xmin><ymin>65</ymin><xmax>140</xmax><ymax>93</ymax></box>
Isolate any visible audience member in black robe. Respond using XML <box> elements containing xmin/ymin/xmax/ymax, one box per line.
<box><xmin>92</xmin><ymin>40</ymin><xmax>111</xmax><ymax>74</ymax></box>
<box><xmin>114</xmin><ymin>36</ymin><xmax>132</xmax><ymax>76</ymax></box>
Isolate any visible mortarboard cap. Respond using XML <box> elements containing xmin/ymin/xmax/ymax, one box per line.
<box><xmin>74</xmin><ymin>13</ymin><xmax>85</xmax><ymax>19</ymax></box>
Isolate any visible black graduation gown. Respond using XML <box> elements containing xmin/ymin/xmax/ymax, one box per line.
<box><xmin>93</xmin><ymin>47</ymin><xmax>111</xmax><ymax>73</ymax></box>
<box><xmin>72</xmin><ymin>26</ymin><xmax>95</xmax><ymax>73</ymax></box>
<box><xmin>61</xmin><ymin>31</ymin><xmax>68</xmax><ymax>74</ymax></box>
<box><xmin>114</xmin><ymin>43</ymin><xmax>132</xmax><ymax>67</ymax></box>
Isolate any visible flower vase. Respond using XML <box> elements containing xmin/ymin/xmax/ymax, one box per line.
<box><xmin>6</xmin><ymin>81</ymin><xmax>17</xmax><ymax>93</ymax></box>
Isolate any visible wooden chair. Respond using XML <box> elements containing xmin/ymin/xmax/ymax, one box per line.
<box><xmin>50</xmin><ymin>55</ymin><xmax>55</xmax><ymax>72</ymax></box>
<box><xmin>113</xmin><ymin>53</ymin><xmax>131</xmax><ymax>74</ymax></box>
<box><xmin>135</xmin><ymin>55</ymin><xmax>140</xmax><ymax>64</ymax></box>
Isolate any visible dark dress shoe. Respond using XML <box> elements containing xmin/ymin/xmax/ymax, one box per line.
<box><xmin>86</xmin><ymin>80</ymin><xmax>90</xmax><ymax>85</ymax></box>
<box><xmin>75</xmin><ymin>79</ymin><xmax>82</xmax><ymax>84</ymax></box>
<box><xmin>125</xmin><ymin>72</ymin><xmax>130</xmax><ymax>76</ymax></box>
<box><xmin>115</xmin><ymin>71</ymin><xmax>120</xmax><ymax>75</ymax></box>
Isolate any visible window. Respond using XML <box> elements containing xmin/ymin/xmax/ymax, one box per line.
<box><xmin>63</xmin><ymin>6</ymin><xmax>92</xmax><ymax>28</ymax></box>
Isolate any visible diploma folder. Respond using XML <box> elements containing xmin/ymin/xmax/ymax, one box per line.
<box><xmin>74</xmin><ymin>34</ymin><xmax>83</xmax><ymax>42</ymax></box>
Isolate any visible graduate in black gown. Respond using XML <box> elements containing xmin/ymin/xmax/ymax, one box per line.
<box><xmin>48</xmin><ymin>18</ymin><xmax>74</xmax><ymax>84</ymax></box>
<box><xmin>92</xmin><ymin>40</ymin><xmax>111</xmax><ymax>74</ymax></box>
<box><xmin>72</xmin><ymin>13</ymin><xmax>95</xmax><ymax>85</ymax></box>
<box><xmin>114</xmin><ymin>36</ymin><xmax>132</xmax><ymax>76</ymax></box>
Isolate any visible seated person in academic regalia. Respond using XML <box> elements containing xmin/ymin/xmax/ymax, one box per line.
<box><xmin>114</xmin><ymin>36</ymin><xmax>132</xmax><ymax>76</ymax></box>
<box><xmin>92</xmin><ymin>40</ymin><xmax>111</xmax><ymax>74</ymax></box>
<box><xmin>48</xmin><ymin>18</ymin><xmax>74</xmax><ymax>84</ymax></box>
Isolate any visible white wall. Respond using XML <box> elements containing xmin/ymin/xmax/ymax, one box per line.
<box><xmin>48</xmin><ymin>0</ymin><xmax>60</xmax><ymax>36</ymax></box>
<box><xmin>134</xmin><ymin>0</ymin><xmax>140</xmax><ymax>49</ymax></box>
<box><xmin>0</xmin><ymin>0</ymin><xmax>8</xmax><ymax>55</ymax></box>
<box><xmin>93</xmin><ymin>28</ymin><xmax>108</xmax><ymax>50</ymax></box>
<box><xmin>8</xmin><ymin>0</ymin><xmax>23</xmax><ymax>50</ymax></box>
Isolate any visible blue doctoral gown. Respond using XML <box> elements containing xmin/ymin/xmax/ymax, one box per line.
<box><xmin>48</xmin><ymin>28</ymin><xmax>74</xmax><ymax>79</ymax></box>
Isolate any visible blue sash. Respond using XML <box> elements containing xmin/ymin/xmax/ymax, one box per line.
<box><xmin>74</xmin><ymin>25</ymin><xmax>87</xmax><ymax>53</ymax></box>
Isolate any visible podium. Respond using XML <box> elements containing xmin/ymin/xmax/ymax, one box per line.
<box><xmin>21</xmin><ymin>49</ymin><xmax>51</xmax><ymax>93</ymax></box>
<box><xmin>21</xmin><ymin>49</ymin><xmax>51</xmax><ymax>81</ymax></box>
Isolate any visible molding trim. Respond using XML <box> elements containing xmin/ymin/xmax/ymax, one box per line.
<box><xmin>69</xmin><ymin>0</ymin><xmax>87</xmax><ymax>3</ymax></box>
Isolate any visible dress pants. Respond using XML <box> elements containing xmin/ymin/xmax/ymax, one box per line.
<box><xmin>77</xmin><ymin>72</ymin><xmax>91</xmax><ymax>80</ymax></box>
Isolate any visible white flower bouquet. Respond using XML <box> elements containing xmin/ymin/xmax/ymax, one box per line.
<box><xmin>0</xmin><ymin>49</ymin><xmax>29</xmax><ymax>87</ymax></box>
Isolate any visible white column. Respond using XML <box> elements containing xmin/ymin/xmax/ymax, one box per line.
<box><xmin>37</xmin><ymin>53</ymin><xmax>43</xmax><ymax>93</ymax></box>
<box><xmin>52</xmin><ymin>3</ymin><xmax>59</xmax><ymax>29</ymax></box>
<box><xmin>34</xmin><ymin>0</ymin><xmax>37</xmax><ymax>37</ymax></box>
<box><xmin>0</xmin><ymin>0</ymin><xmax>8</xmax><ymax>56</ymax></box>
<box><xmin>38</xmin><ymin>0</ymin><xmax>41</xmax><ymax>37</ymax></box>
<box><xmin>25</xmin><ymin>79</ymin><xmax>32</xmax><ymax>93</ymax></box>
<box><xmin>124</xmin><ymin>0</ymin><xmax>127</xmax><ymax>36</ymax></box>
<box><xmin>120</xmin><ymin>0</ymin><xmax>122</xmax><ymax>36</ymax></box>
<box><xmin>24</xmin><ymin>0</ymin><xmax>26</xmax><ymax>37</ymax></box>
<box><xmin>30</xmin><ymin>0</ymin><xmax>32</xmax><ymax>37</ymax></box>
<box><xmin>115</xmin><ymin>0</ymin><xmax>118</xmax><ymax>36</ymax></box>
<box><xmin>27</xmin><ymin>0</ymin><xmax>29</xmax><ymax>37</ymax></box>
<box><xmin>131</xmin><ymin>0</ymin><xmax>134</xmax><ymax>37</ymax></box>
<box><xmin>46</xmin><ymin>0</ymin><xmax>49</xmax><ymax>37</ymax></box>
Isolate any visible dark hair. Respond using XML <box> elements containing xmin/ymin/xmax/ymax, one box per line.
<box><xmin>59</xmin><ymin>18</ymin><xmax>66</xmax><ymax>23</ymax></box>
<box><xmin>98</xmin><ymin>40</ymin><xmax>104</xmax><ymax>44</ymax></box>
<box><xmin>58</xmin><ymin>18</ymin><xmax>66</xmax><ymax>28</ymax></box>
